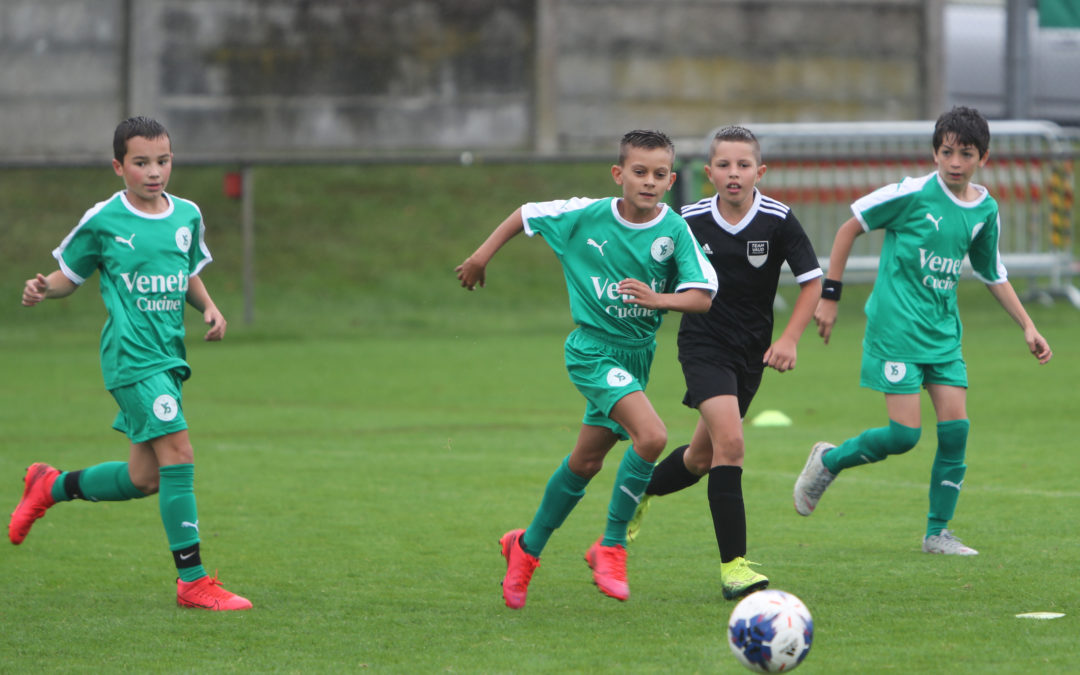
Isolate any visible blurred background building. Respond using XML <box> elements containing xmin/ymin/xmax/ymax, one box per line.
<box><xmin>0</xmin><ymin>0</ymin><xmax>1077</xmax><ymax>162</ymax></box>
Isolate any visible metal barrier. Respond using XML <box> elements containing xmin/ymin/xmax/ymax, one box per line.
<box><xmin>676</xmin><ymin>121</ymin><xmax>1079</xmax><ymax>308</ymax></box>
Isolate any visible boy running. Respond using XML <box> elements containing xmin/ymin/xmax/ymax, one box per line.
<box><xmin>11</xmin><ymin>116</ymin><xmax>251</xmax><ymax>610</ymax></box>
<box><xmin>793</xmin><ymin>107</ymin><xmax>1053</xmax><ymax>554</ymax></box>
<box><xmin>456</xmin><ymin>129</ymin><xmax>718</xmax><ymax>608</ymax></box>
<box><xmin>626</xmin><ymin>126</ymin><xmax>822</xmax><ymax>599</ymax></box>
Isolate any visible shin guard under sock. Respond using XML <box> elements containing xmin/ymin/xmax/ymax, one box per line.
<box><xmin>602</xmin><ymin>446</ymin><xmax>654</xmax><ymax>547</ymax></box>
<box><xmin>927</xmin><ymin>419</ymin><xmax>969</xmax><ymax>538</ymax></box>
<box><xmin>522</xmin><ymin>455</ymin><xmax>589</xmax><ymax>557</ymax></box>
<box><xmin>822</xmin><ymin>420</ymin><xmax>921</xmax><ymax>473</ymax></box>
<box><xmin>158</xmin><ymin>464</ymin><xmax>207</xmax><ymax>582</ymax></box>
<box><xmin>646</xmin><ymin>445</ymin><xmax>702</xmax><ymax>496</ymax></box>
<box><xmin>707</xmin><ymin>466</ymin><xmax>746</xmax><ymax>563</ymax></box>
<box><xmin>51</xmin><ymin>462</ymin><xmax>145</xmax><ymax>503</ymax></box>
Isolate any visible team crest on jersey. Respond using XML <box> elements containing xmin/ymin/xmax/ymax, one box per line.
<box><xmin>746</xmin><ymin>241</ymin><xmax>768</xmax><ymax>268</ymax></box>
<box><xmin>606</xmin><ymin>368</ymin><xmax>633</xmax><ymax>388</ymax></box>
<box><xmin>651</xmin><ymin>237</ymin><xmax>674</xmax><ymax>262</ymax></box>
<box><xmin>175</xmin><ymin>227</ymin><xmax>192</xmax><ymax>253</ymax></box>
<box><xmin>883</xmin><ymin>361</ymin><xmax>907</xmax><ymax>384</ymax></box>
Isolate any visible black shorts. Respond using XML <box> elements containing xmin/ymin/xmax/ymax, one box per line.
<box><xmin>678</xmin><ymin>340</ymin><xmax>763</xmax><ymax>419</ymax></box>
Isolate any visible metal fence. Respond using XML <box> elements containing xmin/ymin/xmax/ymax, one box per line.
<box><xmin>675</xmin><ymin>120</ymin><xmax>1079</xmax><ymax>308</ymax></box>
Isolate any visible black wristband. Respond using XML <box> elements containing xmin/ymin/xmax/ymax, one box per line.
<box><xmin>821</xmin><ymin>278</ymin><xmax>843</xmax><ymax>301</ymax></box>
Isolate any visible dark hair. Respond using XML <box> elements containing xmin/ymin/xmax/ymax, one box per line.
<box><xmin>618</xmin><ymin>129</ymin><xmax>675</xmax><ymax>166</ymax></box>
<box><xmin>709</xmin><ymin>125</ymin><xmax>761</xmax><ymax>163</ymax></box>
<box><xmin>932</xmin><ymin>106</ymin><xmax>990</xmax><ymax>158</ymax></box>
<box><xmin>113</xmin><ymin>116</ymin><xmax>171</xmax><ymax>161</ymax></box>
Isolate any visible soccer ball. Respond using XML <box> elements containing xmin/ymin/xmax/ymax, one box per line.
<box><xmin>728</xmin><ymin>589</ymin><xmax>813</xmax><ymax>673</ymax></box>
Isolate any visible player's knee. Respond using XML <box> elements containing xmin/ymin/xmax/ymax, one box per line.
<box><xmin>633</xmin><ymin>425</ymin><xmax>667</xmax><ymax>461</ymax></box>
<box><xmin>886</xmin><ymin>421</ymin><xmax>921</xmax><ymax>456</ymax></box>
<box><xmin>683</xmin><ymin>446</ymin><xmax>712</xmax><ymax>475</ymax></box>
<box><xmin>711</xmin><ymin>432</ymin><xmax>744</xmax><ymax>466</ymax></box>
<box><xmin>131</xmin><ymin>473</ymin><xmax>159</xmax><ymax>495</ymax></box>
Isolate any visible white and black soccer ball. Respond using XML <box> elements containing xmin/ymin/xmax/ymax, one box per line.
<box><xmin>728</xmin><ymin>589</ymin><xmax>813</xmax><ymax>673</ymax></box>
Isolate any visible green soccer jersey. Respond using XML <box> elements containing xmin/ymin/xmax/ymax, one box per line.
<box><xmin>53</xmin><ymin>191</ymin><xmax>212</xmax><ymax>390</ymax></box>
<box><xmin>853</xmin><ymin>172</ymin><xmax>1006</xmax><ymax>363</ymax></box>
<box><xmin>522</xmin><ymin>197</ymin><xmax>718</xmax><ymax>342</ymax></box>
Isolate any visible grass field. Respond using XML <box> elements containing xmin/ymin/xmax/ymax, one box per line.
<box><xmin>1</xmin><ymin>163</ymin><xmax>1078</xmax><ymax>673</ymax></box>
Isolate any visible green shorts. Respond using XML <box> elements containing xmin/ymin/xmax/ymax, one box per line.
<box><xmin>564</xmin><ymin>327</ymin><xmax>656</xmax><ymax>440</ymax></box>
<box><xmin>110</xmin><ymin>369</ymin><xmax>188</xmax><ymax>443</ymax></box>
<box><xmin>860</xmin><ymin>354</ymin><xmax>968</xmax><ymax>394</ymax></box>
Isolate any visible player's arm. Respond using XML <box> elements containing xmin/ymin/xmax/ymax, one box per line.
<box><xmin>814</xmin><ymin>217</ymin><xmax>863</xmax><ymax>344</ymax></box>
<box><xmin>764</xmin><ymin>278</ymin><xmax>820</xmax><ymax>372</ymax></box>
<box><xmin>616</xmin><ymin>281</ymin><xmax>712</xmax><ymax>314</ymax></box>
<box><xmin>456</xmin><ymin>207</ymin><xmax>525</xmax><ymax>290</ymax></box>
<box><xmin>186</xmin><ymin>274</ymin><xmax>227</xmax><ymax>341</ymax></box>
<box><xmin>22</xmin><ymin>270</ymin><xmax>77</xmax><ymax>307</ymax></box>
<box><xmin>984</xmin><ymin>280</ymin><xmax>1052</xmax><ymax>364</ymax></box>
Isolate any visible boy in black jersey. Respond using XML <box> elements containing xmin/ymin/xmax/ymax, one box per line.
<box><xmin>627</xmin><ymin>126</ymin><xmax>822</xmax><ymax>599</ymax></box>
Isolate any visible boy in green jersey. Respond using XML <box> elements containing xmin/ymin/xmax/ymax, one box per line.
<box><xmin>456</xmin><ymin>130</ymin><xmax>718</xmax><ymax>608</ymax></box>
<box><xmin>793</xmin><ymin>107</ymin><xmax>1053</xmax><ymax>555</ymax></box>
<box><xmin>11</xmin><ymin>117</ymin><xmax>251</xmax><ymax>610</ymax></box>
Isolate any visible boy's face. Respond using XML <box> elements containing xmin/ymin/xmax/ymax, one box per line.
<box><xmin>933</xmin><ymin>133</ymin><xmax>987</xmax><ymax>194</ymax></box>
<box><xmin>704</xmin><ymin>140</ymin><xmax>765</xmax><ymax>210</ymax></box>
<box><xmin>612</xmin><ymin>145</ymin><xmax>675</xmax><ymax>217</ymax></box>
<box><xmin>113</xmin><ymin>134</ymin><xmax>173</xmax><ymax>209</ymax></box>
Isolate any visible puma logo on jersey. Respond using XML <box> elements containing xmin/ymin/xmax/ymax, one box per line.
<box><xmin>940</xmin><ymin>479</ymin><xmax>964</xmax><ymax>491</ymax></box>
<box><xmin>115</xmin><ymin>233</ymin><xmax>136</xmax><ymax>249</ymax></box>
<box><xmin>587</xmin><ymin>238</ymin><xmax>608</xmax><ymax>256</ymax></box>
<box><xmin>181</xmin><ymin>520</ymin><xmax>199</xmax><ymax>532</ymax></box>
<box><xmin>925</xmin><ymin>213</ymin><xmax>942</xmax><ymax>231</ymax></box>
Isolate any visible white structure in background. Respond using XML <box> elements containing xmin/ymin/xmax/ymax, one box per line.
<box><xmin>946</xmin><ymin>0</ymin><xmax>1080</xmax><ymax>124</ymax></box>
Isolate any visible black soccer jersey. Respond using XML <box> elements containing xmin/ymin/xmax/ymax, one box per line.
<box><xmin>678</xmin><ymin>190</ymin><xmax>822</xmax><ymax>360</ymax></box>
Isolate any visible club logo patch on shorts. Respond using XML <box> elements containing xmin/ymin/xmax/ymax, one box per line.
<box><xmin>606</xmin><ymin>368</ymin><xmax>633</xmax><ymax>387</ymax></box>
<box><xmin>175</xmin><ymin>227</ymin><xmax>192</xmax><ymax>253</ymax></box>
<box><xmin>650</xmin><ymin>237</ymin><xmax>674</xmax><ymax>263</ymax></box>
<box><xmin>883</xmin><ymin>361</ymin><xmax>907</xmax><ymax>383</ymax></box>
<box><xmin>747</xmin><ymin>241</ymin><xmax>768</xmax><ymax>268</ymax></box>
<box><xmin>153</xmin><ymin>394</ymin><xmax>179</xmax><ymax>421</ymax></box>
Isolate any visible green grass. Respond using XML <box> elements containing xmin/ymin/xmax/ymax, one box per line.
<box><xmin>1</xmin><ymin>164</ymin><xmax>1078</xmax><ymax>673</ymax></box>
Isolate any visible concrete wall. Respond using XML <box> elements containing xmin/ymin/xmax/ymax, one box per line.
<box><xmin>540</xmin><ymin>0</ymin><xmax>941</xmax><ymax>153</ymax></box>
<box><xmin>0</xmin><ymin>0</ymin><xmax>941</xmax><ymax>162</ymax></box>
<box><xmin>0</xmin><ymin>0</ymin><xmax>128</xmax><ymax>160</ymax></box>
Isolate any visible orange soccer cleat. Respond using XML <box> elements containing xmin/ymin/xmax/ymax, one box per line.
<box><xmin>584</xmin><ymin>537</ymin><xmax>629</xmax><ymax>601</ymax></box>
<box><xmin>499</xmin><ymin>529</ymin><xmax>540</xmax><ymax>609</ymax></box>
<box><xmin>177</xmin><ymin>573</ymin><xmax>253</xmax><ymax>611</ymax></box>
<box><xmin>9</xmin><ymin>463</ymin><xmax>60</xmax><ymax>545</ymax></box>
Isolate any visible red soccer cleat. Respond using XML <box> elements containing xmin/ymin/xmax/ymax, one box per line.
<box><xmin>9</xmin><ymin>463</ymin><xmax>60</xmax><ymax>545</ymax></box>
<box><xmin>499</xmin><ymin>528</ymin><xmax>540</xmax><ymax>609</ymax></box>
<box><xmin>177</xmin><ymin>573</ymin><xmax>253</xmax><ymax>611</ymax></box>
<box><xmin>585</xmin><ymin>537</ymin><xmax>629</xmax><ymax>601</ymax></box>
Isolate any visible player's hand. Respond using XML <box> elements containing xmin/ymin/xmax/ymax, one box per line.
<box><xmin>813</xmin><ymin>299</ymin><xmax>838</xmax><ymax>345</ymax></box>
<box><xmin>763</xmin><ymin>337</ymin><xmax>797</xmax><ymax>372</ymax></box>
<box><xmin>617</xmin><ymin>278</ymin><xmax>662</xmax><ymax>309</ymax></box>
<box><xmin>22</xmin><ymin>273</ymin><xmax>49</xmax><ymax>307</ymax></box>
<box><xmin>203</xmin><ymin>306</ymin><xmax>227</xmax><ymax>341</ymax></box>
<box><xmin>1026</xmin><ymin>327</ymin><xmax>1052</xmax><ymax>364</ymax></box>
<box><xmin>456</xmin><ymin>258</ymin><xmax>486</xmax><ymax>290</ymax></box>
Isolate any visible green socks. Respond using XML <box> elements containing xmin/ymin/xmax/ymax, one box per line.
<box><xmin>927</xmin><ymin>419</ymin><xmax>969</xmax><ymax>538</ymax></box>
<box><xmin>815</xmin><ymin>417</ymin><xmax>969</xmax><ymax>538</ymax></box>
<box><xmin>522</xmin><ymin>456</ymin><xmax>589</xmax><ymax>557</ymax></box>
<box><xmin>822</xmin><ymin>420</ymin><xmax>921</xmax><ymax>474</ymax></box>
<box><xmin>47</xmin><ymin>461</ymin><xmax>207</xmax><ymax>582</ymax></box>
<box><xmin>602</xmin><ymin>447</ymin><xmax>654</xmax><ymax>547</ymax></box>
<box><xmin>519</xmin><ymin>447</ymin><xmax>657</xmax><ymax>553</ymax></box>
<box><xmin>50</xmin><ymin>461</ymin><xmax>144</xmax><ymax>502</ymax></box>
<box><xmin>159</xmin><ymin>464</ymin><xmax>207</xmax><ymax>582</ymax></box>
